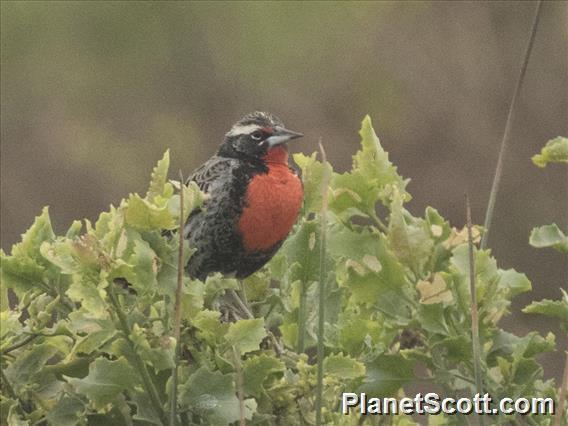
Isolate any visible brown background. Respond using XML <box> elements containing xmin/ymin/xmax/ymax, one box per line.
<box><xmin>1</xmin><ymin>1</ymin><xmax>566</xmax><ymax>380</ymax></box>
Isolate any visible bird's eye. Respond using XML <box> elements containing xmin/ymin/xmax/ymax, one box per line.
<box><xmin>251</xmin><ymin>131</ymin><xmax>263</xmax><ymax>141</ymax></box>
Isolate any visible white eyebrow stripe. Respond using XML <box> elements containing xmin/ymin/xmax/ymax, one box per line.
<box><xmin>226</xmin><ymin>124</ymin><xmax>262</xmax><ymax>137</ymax></box>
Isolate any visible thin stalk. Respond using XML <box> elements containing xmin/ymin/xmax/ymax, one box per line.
<box><xmin>170</xmin><ymin>170</ymin><xmax>186</xmax><ymax>426</ymax></box>
<box><xmin>466</xmin><ymin>194</ymin><xmax>484</xmax><ymax>426</ymax></box>
<box><xmin>229</xmin><ymin>288</ymin><xmax>254</xmax><ymax>319</ymax></box>
<box><xmin>0</xmin><ymin>364</ymin><xmax>17</xmax><ymax>400</ymax></box>
<box><xmin>369</xmin><ymin>210</ymin><xmax>388</xmax><ymax>234</ymax></box>
<box><xmin>229</xmin><ymin>288</ymin><xmax>284</xmax><ymax>355</ymax></box>
<box><xmin>233</xmin><ymin>346</ymin><xmax>246</xmax><ymax>426</ymax></box>
<box><xmin>555</xmin><ymin>353</ymin><xmax>568</xmax><ymax>426</ymax></box>
<box><xmin>481</xmin><ymin>0</ymin><xmax>543</xmax><ymax>249</ymax></box>
<box><xmin>315</xmin><ymin>141</ymin><xmax>331</xmax><ymax>426</ymax></box>
<box><xmin>297</xmin><ymin>283</ymin><xmax>307</xmax><ymax>353</ymax></box>
<box><xmin>0</xmin><ymin>334</ymin><xmax>39</xmax><ymax>355</ymax></box>
<box><xmin>108</xmin><ymin>287</ymin><xmax>168</xmax><ymax>424</ymax></box>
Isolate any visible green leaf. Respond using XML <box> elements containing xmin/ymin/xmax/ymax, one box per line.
<box><xmin>111</xmin><ymin>236</ymin><xmax>159</xmax><ymax>296</ymax></box>
<box><xmin>328</xmin><ymin>116</ymin><xmax>410</xmax><ymax>219</ymax></box>
<box><xmin>513</xmin><ymin>357</ymin><xmax>542</xmax><ymax>384</ymax></box>
<box><xmin>358</xmin><ymin>354</ymin><xmax>414</xmax><ymax>396</ymax></box>
<box><xmin>193</xmin><ymin>309</ymin><xmax>228</xmax><ymax>344</ymax></box>
<box><xmin>498</xmin><ymin>269</ymin><xmax>531</xmax><ymax>297</ymax></box>
<box><xmin>0</xmin><ymin>264</ymin><xmax>8</xmax><ymax>311</ymax></box>
<box><xmin>225</xmin><ymin>318</ymin><xmax>266</xmax><ymax>355</ymax></box>
<box><xmin>431</xmin><ymin>335</ymin><xmax>471</xmax><ymax>363</ymax></box>
<box><xmin>529</xmin><ymin>223</ymin><xmax>568</xmax><ymax>253</ymax></box>
<box><xmin>45</xmin><ymin>395</ymin><xmax>86</xmax><ymax>426</ymax></box>
<box><xmin>417</xmin><ymin>303</ymin><xmax>450</xmax><ymax>336</ymax></box>
<box><xmin>490</xmin><ymin>330</ymin><xmax>555</xmax><ymax>360</ymax></box>
<box><xmin>416</xmin><ymin>273</ymin><xmax>453</xmax><ymax>305</ymax></box>
<box><xmin>327</xmin><ymin>222</ymin><xmax>380</xmax><ymax>262</ymax></box>
<box><xmin>523</xmin><ymin>290</ymin><xmax>568</xmax><ymax>327</ymax></box>
<box><xmin>280</xmin><ymin>322</ymin><xmax>298</xmax><ymax>349</ymax></box>
<box><xmin>181</xmin><ymin>279</ymin><xmax>204</xmax><ymax>320</ymax></box>
<box><xmin>1</xmin><ymin>249</ymin><xmax>47</xmax><ymax>295</ymax></box>
<box><xmin>72</xmin><ymin>328</ymin><xmax>117</xmax><ymax>355</ymax></box>
<box><xmin>425</xmin><ymin>207</ymin><xmax>451</xmax><ymax>241</ymax></box>
<box><xmin>388</xmin><ymin>191</ymin><xmax>433</xmax><ymax>273</ymax></box>
<box><xmin>40</xmin><ymin>239</ymin><xmax>81</xmax><ymax>274</ymax></box>
<box><xmin>124</xmin><ymin>193</ymin><xmax>176</xmax><ymax>231</ymax></box>
<box><xmin>243</xmin><ymin>354</ymin><xmax>285</xmax><ymax>398</ymax></box>
<box><xmin>168</xmin><ymin>181</ymin><xmax>206</xmax><ymax>224</ymax></box>
<box><xmin>203</xmin><ymin>273</ymin><xmax>239</xmax><ymax>304</ymax></box>
<box><xmin>69</xmin><ymin>357</ymin><xmax>137</xmax><ymax>408</ymax></box>
<box><xmin>130</xmin><ymin>323</ymin><xmax>175</xmax><ymax>371</ymax></box>
<box><xmin>92</xmin><ymin>206</ymin><xmax>124</xmax><ymax>253</ymax></box>
<box><xmin>146</xmin><ymin>150</ymin><xmax>170</xmax><ymax>202</ymax></box>
<box><xmin>5</xmin><ymin>343</ymin><xmax>61</xmax><ymax>390</ymax></box>
<box><xmin>450</xmin><ymin>245</ymin><xmax>500</xmax><ymax>301</ymax></box>
<box><xmin>280</xmin><ymin>219</ymin><xmax>321</xmax><ymax>285</ymax></box>
<box><xmin>532</xmin><ymin>136</ymin><xmax>568</xmax><ymax>167</ymax></box>
<box><xmin>324</xmin><ymin>353</ymin><xmax>366</xmax><ymax>379</ymax></box>
<box><xmin>65</xmin><ymin>220</ymin><xmax>83</xmax><ymax>238</ymax></box>
<box><xmin>5</xmin><ymin>403</ymin><xmax>27</xmax><ymax>426</ymax></box>
<box><xmin>353</xmin><ymin>116</ymin><xmax>409</xmax><ymax>205</ymax></box>
<box><xmin>338</xmin><ymin>315</ymin><xmax>381</xmax><ymax>355</ymax></box>
<box><xmin>179</xmin><ymin>366</ymin><xmax>241</xmax><ymax>425</ymax></box>
<box><xmin>336</xmin><ymin>233</ymin><xmax>410</xmax><ymax>318</ymax></box>
<box><xmin>66</xmin><ymin>272</ymin><xmax>108</xmax><ymax>318</ymax></box>
<box><xmin>11</xmin><ymin>206</ymin><xmax>55</xmax><ymax>261</ymax></box>
<box><xmin>242</xmin><ymin>273</ymin><xmax>270</xmax><ymax>302</ymax></box>
<box><xmin>132</xmin><ymin>389</ymin><xmax>162</xmax><ymax>424</ymax></box>
<box><xmin>67</xmin><ymin>308</ymin><xmax>114</xmax><ymax>334</ymax></box>
<box><xmin>293</xmin><ymin>152</ymin><xmax>331</xmax><ymax>213</ymax></box>
<box><xmin>0</xmin><ymin>310</ymin><xmax>22</xmax><ymax>340</ymax></box>
<box><xmin>330</xmin><ymin>170</ymin><xmax>379</xmax><ymax>218</ymax></box>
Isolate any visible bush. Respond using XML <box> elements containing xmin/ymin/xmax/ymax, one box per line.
<box><xmin>1</xmin><ymin>117</ymin><xmax>564</xmax><ymax>425</ymax></box>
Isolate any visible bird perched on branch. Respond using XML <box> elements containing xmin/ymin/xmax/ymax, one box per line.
<box><xmin>185</xmin><ymin>112</ymin><xmax>304</xmax><ymax>281</ymax></box>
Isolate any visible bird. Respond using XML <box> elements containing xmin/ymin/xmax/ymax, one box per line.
<box><xmin>184</xmin><ymin>112</ymin><xmax>304</xmax><ymax>281</ymax></box>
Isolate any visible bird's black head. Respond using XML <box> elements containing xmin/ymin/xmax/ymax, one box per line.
<box><xmin>218</xmin><ymin>112</ymin><xmax>303</xmax><ymax>160</ymax></box>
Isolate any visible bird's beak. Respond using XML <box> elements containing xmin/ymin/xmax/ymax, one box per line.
<box><xmin>266</xmin><ymin>127</ymin><xmax>304</xmax><ymax>148</ymax></box>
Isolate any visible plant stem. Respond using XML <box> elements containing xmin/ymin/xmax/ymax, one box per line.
<box><xmin>315</xmin><ymin>141</ymin><xmax>331</xmax><ymax>426</ymax></box>
<box><xmin>369</xmin><ymin>210</ymin><xmax>388</xmax><ymax>233</ymax></box>
<box><xmin>229</xmin><ymin>288</ymin><xmax>254</xmax><ymax>319</ymax></box>
<box><xmin>0</xmin><ymin>364</ymin><xmax>17</xmax><ymax>400</ymax></box>
<box><xmin>170</xmin><ymin>171</ymin><xmax>186</xmax><ymax>426</ymax></box>
<box><xmin>0</xmin><ymin>334</ymin><xmax>39</xmax><ymax>355</ymax></box>
<box><xmin>229</xmin><ymin>288</ymin><xmax>284</xmax><ymax>355</ymax></box>
<box><xmin>297</xmin><ymin>282</ymin><xmax>307</xmax><ymax>353</ymax></box>
<box><xmin>233</xmin><ymin>346</ymin><xmax>246</xmax><ymax>426</ymax></box>
<box><xmin>481</xmin><ymin>0</ymin><xmax>543</xmax><ymax>249</ymax></box>
<box><xmin>466</xmin><ymin>194</ymin><xmax>484</xmax><ymax>426</ymax></box>
<box><xmin>108</xmin><ymin>287</ymin><xmax>168</xmax><ymax>425</ymax></box>
<box><xmin>555</xmin><ymin>353</ymin><xmax>568</xmax><ymax>426</ymax></box>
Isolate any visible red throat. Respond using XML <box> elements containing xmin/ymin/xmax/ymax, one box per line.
<box><xmin>262</xmin><ymin>145</ymin><xmax>289</xmax><ymax>164</ymax></box>
<box><xmin>238</xmin><ymin>149</ymin><xmax>303</xmax><ymax>252</ymax></box>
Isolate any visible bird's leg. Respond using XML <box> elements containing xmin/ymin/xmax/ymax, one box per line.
<box><xmin>228</xmin><ymin>288</ymin><xmax>254</xmax><ymax>319</ymax></box>
<box><xmin>228</xmin><ymin>285</ymin><xmax>284</xmax><ymax>356</ymax></box>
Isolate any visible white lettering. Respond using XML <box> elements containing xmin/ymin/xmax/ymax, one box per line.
<box><xmin>341</xmin><ymin>393</ymin><xmax>359</xmax><ymax>414</ymax></box>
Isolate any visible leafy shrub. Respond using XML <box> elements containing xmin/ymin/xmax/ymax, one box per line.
<box><xmin>0</xmin><ymin>117</ymin><xmax>562</xmax><ymax>425</ymax></box>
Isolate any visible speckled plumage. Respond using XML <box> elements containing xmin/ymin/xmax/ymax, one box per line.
<box><xmin>185</xmin><ymin>112</ymin><xmax>303</xmax><ymax>280</ymax></box>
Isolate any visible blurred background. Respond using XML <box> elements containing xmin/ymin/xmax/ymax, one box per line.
<box><xmin>1</xmin><ymin>2</ymin><xmax>566</xmax><ymax>380</ymax></box>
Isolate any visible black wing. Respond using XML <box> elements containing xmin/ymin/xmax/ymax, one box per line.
<box><xmin>186</xmin><ymin>155</ymin><xmax>236</xmax><ymax>194</ymax></box>
<box><xmin>183</xmin><ymin>155</ymin><xmax>240</xmax><ymax>241</ymax></box>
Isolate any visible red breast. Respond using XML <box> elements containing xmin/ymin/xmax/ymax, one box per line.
<box><xmin>238</xmin><ymin>146</ymin><xmax>303</xmax><ymax>252</ymax></box>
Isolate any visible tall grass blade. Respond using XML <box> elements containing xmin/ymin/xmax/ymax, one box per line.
<box><xmin>555</xmin><ymin>354</ymin><xmax>568</xmax><ymax>426</ymax></box>
<box><xmin>315</xmin><ymin>140</ymin><xmax>331</xmax><ymax>426</ymax></box>
<box><xmin>481</xmin><ymin>0</ymin><xmax>543</xmax><ymax>249</ymax></box>
<box><xmin>467</xmin><ymin>194</ymin><xmax>484</xmax><ymax>426</ymax></box>
<box><xmin>169</xmin><ymin>170</ymin><xmax>185</xmax><ymax>426</ymax></box>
